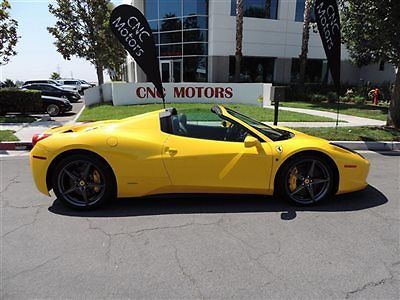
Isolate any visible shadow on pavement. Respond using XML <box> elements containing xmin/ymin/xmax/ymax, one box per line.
<box><xmin>48</xmin><ymin>185</ymin><xmax>388</xmax><ymax>221</ymax></box>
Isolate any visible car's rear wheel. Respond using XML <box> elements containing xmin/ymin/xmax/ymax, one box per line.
<box><xmin>52</xmin><ymin>154</ymin><xmax>116</xmax><ymax>210</ymax></box>
<box><xmin>277</xmin><ymin>155</ymin><xmax>334</xmax><ymax>205</ymax></box>
<box><xmin>46</xmin><ymin>104</ymin><xmax>60</xmax><ymax>116</ymax></box>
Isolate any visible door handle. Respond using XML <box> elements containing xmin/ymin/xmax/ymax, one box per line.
<box><xmin>165</xmin><ymin>147</ymin><xmax>178</xmax><ymax>155</ymax></box>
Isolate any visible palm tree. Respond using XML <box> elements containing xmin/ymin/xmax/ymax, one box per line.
<box><xmin>234</xmin><ymin>0</ymin><xmax>244</xmax><ymax>82</ymax></box>
<box><xmin>299</xmin><ymin>0</ymin><xmax>314</xmax><ymax>85</ymax></box>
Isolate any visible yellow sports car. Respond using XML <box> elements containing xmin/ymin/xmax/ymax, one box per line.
<box><xmin>30</xmin><ymin>105</ymin><xmax>370</xmax><ymax>210</ymax></box>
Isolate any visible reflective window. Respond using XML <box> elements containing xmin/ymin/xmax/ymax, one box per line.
<box><xmin>160</xmin><ymin>31</ymin><xmax>182</xmax><ymax>44</ymax></box>
<box><xmin>160</xmin><ymin>18</ymin><xmax>182</xmax><ymax>31</ymax></box>
<box><xmin>143</xmin><ymin>0</ymin><xmax>209</xmax><ymax>81</ymax></box>
<box><xmin>229</xmin><ymin>56</ymin><xmax>275</xmax><ymax>83</ymax></box>
<box><xmin>145</xmin><ymin>0</ymin><xmax>158</xmax><ymax>20</ymax></box>
<box><xmin>183</xmin><ymin>57</ymin><xmax>207</xmax><ymax>82</ymax></box>
<box><xmin>183</xmin><ymin>43</ymin><xmax>207</xmax><ymax>56</ymax></box>
<box><xmin>160</xmin><ymin>44</ymin><xmax>183</xmax><ymax>57</ymax></box>
<box><xmin>183</xmin><ymin>0</ymin><xmax>207</xmax><ymax>16</ymax></box>
<box><xmin>183</xmin><ymin>30</ymin><xmax>207</xmax><ymax>42</ymax></box>
<box><xmin>183</xmin><ymin>16</ymin><xmax>208</xmax><ymax>29</ymax></box>
<box><xmin>231</xmin><ymin>0</ymin><xmax>279</xmax><ymax>19</ymax></box>
<box><xmin>291</xmin><ymin>58</ymin><xmax>328</xmax><ymax>83</ymax></box>
<box><xmin>295</xmin><ymin>0</ymin><xmax>316</xmax><ymax>22</ymax></box>
<box><xmin>159</xmin><ymin>0</ymin><xmax>182</xmax><ymax>19</ymax></box>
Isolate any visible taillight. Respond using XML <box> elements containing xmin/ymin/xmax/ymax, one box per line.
<box><xmin>32</xmin><ymin>133</ymin><xmax>51</xmax><ymax>147</ymax></box>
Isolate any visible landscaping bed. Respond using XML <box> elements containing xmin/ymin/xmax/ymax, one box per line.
<box><xmin>0</xmin><ymin>130</ymin><xmax>19</xmax><ymax>142</ymax></box>
<box><xmin>293</xmin><ymin>126</ymin><xmax>400</xmax><ymax>141</ymax></box>
<box><xmin>78</xmin><ymin>103</ymin><xmax>338</xmax><ymax>122</ymax></box>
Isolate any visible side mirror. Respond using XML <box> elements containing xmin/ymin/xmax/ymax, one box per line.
<box><xmin>244</xmin><ymin>135</ymin><xmax>260</xmax><ymax>148</ymax></box>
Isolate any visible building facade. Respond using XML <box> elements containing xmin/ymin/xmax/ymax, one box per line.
<box><xmin>124</xmin><ymin>0</ymin><xmax>395</xmax><ymax>85</ymax></box>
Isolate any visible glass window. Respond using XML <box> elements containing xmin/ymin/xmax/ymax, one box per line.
<box><xmin>231</xmin><ymin>0</ymin><xmax>279</xmax><ymax>19</ymax></box>
<box><xmin>159</xmin><ymin>0</ymin><xmax>182</xmax><ymax>19</ymax></box>
<box><xmin>183</xmin><ymin>0</ymin><xmax>207</xmax><ymax>16</ymax></box>
<box><xmin>145</xmin><ymin>0</ymin><xmax>158</xmax><ymax>20</ymax></box>
<box><xmin>229</xmin><ymin>56</ymin><xmax>275</xmax><ymax>83</ymax></box>
<box><xmin>183</xmin><ymin>57</ymin><xmax>207</xmax><ymax>82</ymax></box>
<box><xmin>183</xmin><ymin>29</ymin><xmax>207</xmax><ymax>42</ymax></box>
<box><xmin>295</xmin><ymin>0</ymin><xmax>316</xmax><ymax>22</ymax></box>
<box><xmin>183</xmin><ymin>16</ymin><xmax>208</xmax><ymax>29</ymax></box>
<box><xmin>148</xmin><ymin>20</ymin><xmax>158</xmax><ymax>32</ymax></box>
<box><xmin>291</xmin><ymin>58</ymin><xmax>328</xmax><ymax>83</ymax></box>
<box><xmin>183</xmin><ymin>43</ymin><xmax>208</xmax><ymax>56</ymax></box>
<box><xmin>160</xmin><ymin>17</ymin><xmax>182</xmax><ymax>32</ymax></box>
<box><xmin>160</xmin><ymin>44</ymin><xmax>182</xmax><ymax>57</ymax></box>
<box><xmin>160</xmin><ymin>31</ymin><xmax>182</xmax><ymax>44</ymax></box>
<box><xmin>152</xmin><ymin>33</ymin><xmax>159</xmax><ymax>45</ymax></box>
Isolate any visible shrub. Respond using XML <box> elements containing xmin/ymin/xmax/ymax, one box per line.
<box><xmin>0</xmin><ymin>89</ymin><xmax>42</xmax><ymax>115</ymax></box>
<box><xmin>309</xmin><ymin>93</ymin><xmax>326</xmax><ymax>103</ymax></box>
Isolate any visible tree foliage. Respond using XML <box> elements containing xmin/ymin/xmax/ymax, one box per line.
<box><xmin>0</xmin><ymin>0</ymin><xmax>20</xmax><ymax>65</ymax></box>
<box><xmin>47</xmin><ymin>0</ymin><xmax>126</xmax><ymax>84</ymax></box>
<box><xmin>50</xmin><ymin>72</ymin><xmax>61</xmax><ymax>80</ymax></box>
<box><xmin>341</xmin><ymin>0</ymin><xmax>400</xmax><ymax>128</ymax></box>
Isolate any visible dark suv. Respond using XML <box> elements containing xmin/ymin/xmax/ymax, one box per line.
<box><xmin>21</xmin><ymin>83</ymin><xmax>81</xmax><ymax>102</ymax></box>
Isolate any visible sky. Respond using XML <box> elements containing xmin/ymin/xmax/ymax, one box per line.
<box><xmin>2</xmin><ymin>0</ymin><xmax>122</xmax><ymax>83</ymax></box>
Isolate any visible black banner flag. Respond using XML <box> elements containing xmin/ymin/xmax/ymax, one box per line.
<box><xmin>314</xmin><ymin>0</ymin><xmax>341</xmax><ymax>91</ymax></box>
<box><xmin>110</xmin><ymin>5</ymin><xmax>164</xmax><ymax>106</ymax></box>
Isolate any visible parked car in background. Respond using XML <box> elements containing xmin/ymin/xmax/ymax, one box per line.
<box><xmin>22</xmin><ymin>79</ymin><xmax>78</xmax><ymax>92</ymax></box>
<box><xmin>77</xmin><ymin>79</ymin><xmax>95</xmax><ymax>92</ymax></box>
<box><xmin>41</xmin><ymin>95</ymin><xmax>72</xmax><ymax>116</ymax></box>
<box><xmin>57</xmin><ymin>79</ymin><xmax>83</xmax><ymax>94</ymax></box>
<box><xmin>21</xmin><ymin>83</ymin><xmax>81</xmax><ymax>103</ymax></box>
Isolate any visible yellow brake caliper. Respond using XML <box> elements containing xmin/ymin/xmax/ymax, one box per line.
<box><xmin>289</xmin><ymin>167</ymin><xmax>298</xmax><ymax>192</ymax></box>
<box><xmin>92</xmin><ymin>170</ymin><xmax>101</xmax><ymax>193</ymax></box>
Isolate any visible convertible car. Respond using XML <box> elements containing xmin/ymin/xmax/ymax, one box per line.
<box><xmin>30</xmin><ymin>105</ymin><xmax>370</xmax><ymax>210</ymax></box>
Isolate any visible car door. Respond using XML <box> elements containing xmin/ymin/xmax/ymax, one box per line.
<box><xmin>162</xmin><ymin>133</ymin><xmax>273</xmax><ymax>193</ymax></box>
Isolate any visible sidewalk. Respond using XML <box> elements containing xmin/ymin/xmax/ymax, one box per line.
<box><xmin>274</xmin><ymin>106</ymin><xmax>385</xmax><ymax>127</ymax></box>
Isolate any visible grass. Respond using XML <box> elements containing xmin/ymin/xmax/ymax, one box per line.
<box><xmin>281</xmin><ymin>101</ymin><xmax>388</xmax><ymax>121</ymax></box>
<box><xmin>0</xmin><ymin>130</ymin><xmax>19</xmax><ymax>142</ymax></box>
<box><xmin>0</xmin><ymin>115</ymin><xmax>37</xmax><ymax>123</ymax></box>
<box><xmin>294</xmin><ymin>126</ymin><xmax>400</xmax><ymax>141</ymax></box>
<box><xmin>78</xmin><ymin>103</ymin><xmax>338</xmax><ymax>122</ymax></box>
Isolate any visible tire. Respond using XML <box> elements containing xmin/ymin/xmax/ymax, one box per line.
<box><xmin>52</xmin><ymin>154</ymin><xmax>116</xmax><ymax>210</ymax></box>
<box><xmin>46</xmin><ymin>104</ymin><xmax>60</xmax><ymax>116</ymax></box>
<box><xmin>276</xmin><ymin>155</ymin><xmax>334</xmax><ymax>206</ymax></box>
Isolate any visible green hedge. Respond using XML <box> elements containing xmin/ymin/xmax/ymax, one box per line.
<box><xmin>0</xmin><ymin>89</ymin><xmax>43</xmax><ymax>115</ymax></box>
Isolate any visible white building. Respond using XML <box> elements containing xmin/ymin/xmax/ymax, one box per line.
<box><xmin>123</xmin><ymin>0</ymin><xmax>395</xmax><ymax>86</ymax></box>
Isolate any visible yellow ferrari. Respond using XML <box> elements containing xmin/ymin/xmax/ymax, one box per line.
<box><xmin>30</xmin><ymin>105</ymin><xmax>370</xmax><ymax>210</ymax></box>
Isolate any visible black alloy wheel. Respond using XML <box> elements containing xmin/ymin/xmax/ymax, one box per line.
<box><xmin>278</xmin><ymin>155</ymin><xmax>334</xmax><ymax>205</ymax></box>
<box><xmin>52</xmin><ymin>154</ymin><xmax>115</xmax><ymax>210</ymax></box>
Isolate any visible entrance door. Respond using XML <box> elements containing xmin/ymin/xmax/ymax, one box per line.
<box><xmin>160</xmin><ymin>60</ymin><xmax>182</xmax><ymax>82</ymax></box>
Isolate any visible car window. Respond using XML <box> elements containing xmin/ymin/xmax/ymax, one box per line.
<box><xmin>162</xmin><ymin>110</ymin><xmax>253</xmax><ymax>143</ymax></box>
<box><xmin>65</xmin><ymin>81</ymin><xmax>78</xmax><ymax>85</ymax></box>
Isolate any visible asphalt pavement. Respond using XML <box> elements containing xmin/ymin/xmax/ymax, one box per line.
<box><xmin>1</xmin><ymin>152</ymin><xmax>399</xmax><ymax>299</ymax></box>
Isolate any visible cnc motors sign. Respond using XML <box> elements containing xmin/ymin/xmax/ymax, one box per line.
<box><xmin>136</xmin><ymin>86</ymin><xmax>233</xmax><ymax>100</ymax></box>
<box><xmin>110</xmin><ymin>83</ymin><xmax>271</xmax><ymax>107</ymax></box>
<box><xmin>314</xmin><ymin>0</ymin><xmax>341</xmax><ymax>90</ymax></box>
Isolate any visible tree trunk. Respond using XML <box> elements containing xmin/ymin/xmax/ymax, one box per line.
<box><xmin>387</xmin><ymin>65</ymin><xmax>400</xmax><ymax>129</ymax></box>
<box><xmin>299</xmin><ymin>0</ymin><xmax>313</xmax><ymax>85</ymax></box>
<box><xmin>96</xmin><ymin>64</ymin><xmax>104</xmax><ymax>85</ymax></box>
<box><xmin>234</xmin><ymin>0</ymin><xmax>244</xmax><ymax>83</ymax></box>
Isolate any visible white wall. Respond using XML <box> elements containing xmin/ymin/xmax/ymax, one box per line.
<box><xmin>86</xmin><ymin>82</ymin><xmax>272</xmax><ymax>107</ymax></box>
<box><xmin>208</xmin><ymin>0</ymin><xmax>351</xmax><ymax>60</ymax></box>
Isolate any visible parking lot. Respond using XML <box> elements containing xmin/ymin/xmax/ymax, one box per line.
<box><xmin>1</xmin><ymin>151</ymin><xmax>399</xmax><ymax>299</ymax></box>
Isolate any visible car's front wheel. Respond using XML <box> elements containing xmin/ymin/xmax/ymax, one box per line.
<box><xmin>52</xmin><ymin>154</ymin><xmax>116</xmax><ymax>210</ymax></box>
<box><xmin>277</xmin><ymin>155</ymin><xmax>334</xmax><ymax>205</ymax></box>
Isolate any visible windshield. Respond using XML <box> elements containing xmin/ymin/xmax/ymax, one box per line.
<box><xmin>224</xmin><ymin>107</ymin><xmax>292</xmax><ymax>141</ymax></box>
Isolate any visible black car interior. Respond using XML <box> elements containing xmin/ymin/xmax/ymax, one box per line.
<box><xmin>160</xmin><ymin>107</ymin><xmax>257</xmax><ymax>142</ymax></box>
